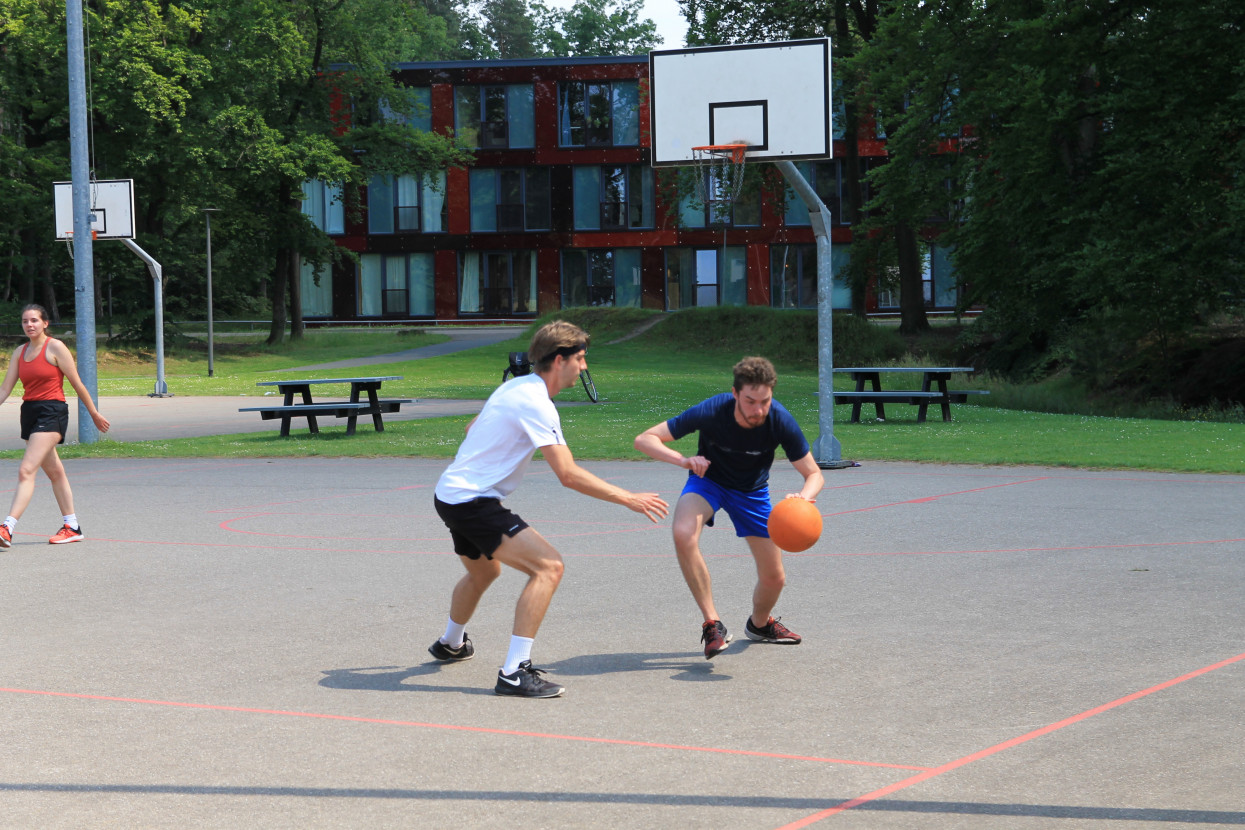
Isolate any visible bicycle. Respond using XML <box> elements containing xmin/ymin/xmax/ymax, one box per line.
<box><xmin>502</xmin><ymin>351</ymin><xmax>598</xmax><ymax>403</ymax></box>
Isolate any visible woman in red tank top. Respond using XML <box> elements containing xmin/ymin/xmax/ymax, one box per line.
<box><xmin>0</xmin><ymin>304</ymin><xmax>110</xmax><ymax>547</ymax></box>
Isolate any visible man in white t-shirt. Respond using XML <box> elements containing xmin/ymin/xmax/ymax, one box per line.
<box><xmin>430</xmin><ymin>320</ymin><xmax>668</xmax><ymax>698</ymax></box>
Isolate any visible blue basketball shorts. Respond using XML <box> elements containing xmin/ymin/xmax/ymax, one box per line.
<box><xmin>680</xmin><ymin>474</ymin><xmax>772</xmax><ymax>539</ymax></box>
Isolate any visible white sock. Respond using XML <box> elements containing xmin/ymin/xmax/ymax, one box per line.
<box><xmin>3</xmin><ymin>516</ymin><xmax>15</xmax><ymax>531</ymax></box>
<box><xmin>63</xmin><ymin>514</ymin><xmax>79</xmax><ymax>530</ymax></box>
<box><xmin>440</xmin><ymin>618</ymin><xmax>467</xmax><ymax>649</ymax></box>
<box><xmin>501</xmin><ymin>636</ymin><xmax>534</xmax><ymax>675</ymax></box>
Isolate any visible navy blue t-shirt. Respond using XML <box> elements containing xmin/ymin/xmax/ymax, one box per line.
<box><xmin>666</xmin><ymin>393</ymin><xmax>810</xmax><ymax>492</ymax></box>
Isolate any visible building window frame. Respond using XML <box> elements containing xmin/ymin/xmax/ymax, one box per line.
<box><xmin>470</xmin><ymin>167</ymin><xmax>551</xmax><ymax>232</ymax></box>
<box><xmin>455</xmin><ymin>84</ymin><xmax>535</xmax><ymax>149</ymax></box>
<box><xmin>458</xmin><ymin>250</ymin><xmax>538</xmax><ymax>315</ymax></box>
<box><xmin>558</xmin><ymin>80</ymin><xmax>640</xmax><ymax>148</ymax></box>
<box><xmin>357</xmin><ymin>252</ymin><xmax>436</xmax><ymax>317</ymax></box>
<box><xmin>573</xmin><ymin>164</ymin><xmax>655</xmax><ymax>230</ymax></box>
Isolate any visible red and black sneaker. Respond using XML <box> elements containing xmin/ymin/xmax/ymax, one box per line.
<box><xmin>49</xmin><ymin>524</ymin><xmax>84</xmax><ymax>544</ymax></box>
<box><xmin>701</xmin><ymin>620</ymin><xmax>732</xmax><ymax>659</ymax></box>
<box><xmin>745</xmin><ymin>616</ymin><xmax>802</xmax><ymax>645</ymax></box>
<box><xmin>0</xmin><ymin>525</ymin><xmax>11</xmax><ymax>548</ymax></box>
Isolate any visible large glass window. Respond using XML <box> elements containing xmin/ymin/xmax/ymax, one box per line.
<box><xmin>664</xmin><ymin>247</ymin><xmax>746</xmax><ymax>309</ymax></box>
<box><xmin>558</xmin><ymin>80</ymin><xmax>640</xmax><ymax>147</ymax></box>
<box><xmin>358</xmin><ymin>253</ymin><xmax>435</xmax><ymax>317</ymax></box>
<box><xmin>300</xmin><ymin>260</ymin><xmax>333</xmax><ymax>316</ymax></box>
<box><xmin>679</xmin><ymin>170</ymin><xmax>760</xmax><ymax>228</ymax></box>
<box><xmin>368</xmin><ymin>172</ymin><xmax>446</xmax><ymax>234</ymax></box>
<box><xmin>770</xmin><ymin>244</ymin><xmax>852</xmax><ymax>309</ymax></box>
<box><xmin>572</xmin><ymin>165</ymin><xmax>655</xmax><ymax>230</ymax></box>
<box><xmin>562</xmin><ymin>249</ymin><xmax>641</xmax><ymax>308</ymax></box>
<box><xmin>301</xmin><ymin>180</ymin><xmax>344</xmax><ymax>234</ymax></box>
<box><xmin>783</xmin><ymin>160</ymin><xmax>860</xmax><ymax>226</ymax></box>
<box><xmin>455</xmin><ymin>84</ymin><xmax>535</xmax><ymax>149</ymax></box>
<box><xmin>379</xmin><ymin>87</ymin><xmax>432</xmax><ymax>132</ymax></box>
<box><xmin>459</xmin><ymin>251</ymin><xmax>537</xmax><ymax>315</ymax></box>
<box><xmin>469</xmin><ymin>167</ymin><xmax>550</xmax><ymax>232</ymax></box>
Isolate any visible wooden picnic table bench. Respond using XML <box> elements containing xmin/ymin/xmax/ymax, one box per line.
<box><xmin>833</xmin><ymin>367</ymin><xmax>988</xmax><ymax>423</ymax></box>
<box><xmin>239</xmin><ymin>376</ymin><xmax>411</xmax><ymax>436</ymax></box>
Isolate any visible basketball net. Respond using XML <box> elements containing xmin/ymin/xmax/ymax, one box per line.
<box><xmin>63</xmin><ymin>228</ymin><xmax>99</xmax><ymax>260</ymax></box>
<box><xmin>691</xmin><ymin>144</ymin><xmax>748</xmax><ymax>224</ymax></box>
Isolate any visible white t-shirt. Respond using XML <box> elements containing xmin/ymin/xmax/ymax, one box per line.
<box><xmin>434</xmin><ymin>373</ymin><xmax>566</xmax><ymax>504</ymax></box>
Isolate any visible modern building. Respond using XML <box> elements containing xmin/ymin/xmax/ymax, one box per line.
<box><xmin>300</xmin><ymin>55</ymin><xmax>961</xmax><ymax>322</ymax></box>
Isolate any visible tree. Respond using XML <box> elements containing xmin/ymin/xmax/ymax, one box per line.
<box><xmin>540</xmin><ymin>0</ymin><xmax>661</xmax><ymax>57</ymax></box>
<box><xmin>863</xmin><ymin>0</ymin><xmax>1245</xmax><ymax>380</ymax></box>
<box><xmin>0</xmin><ymin>0</ymin><xmax>472</xmax><ymax>345</ymax></box>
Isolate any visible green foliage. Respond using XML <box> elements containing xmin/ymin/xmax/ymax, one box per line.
<box><xmin>0</xmin><ymin>0</ymin><xmax>470</xmax><ymax>333</ymax></box>
<box><xmin>861</xmin><ymin>0</ymin><xmax>1245</xmax><ymax>383</ymax></box>
<box><xmin>29</xmin><ymin>318</ymin><xmax>1244</xmax><ymax>473</ymax></box>
<box><xmin>540</xmin><ymin>0</ymin><xmax>661</xmax><ymax>56</ymax></box>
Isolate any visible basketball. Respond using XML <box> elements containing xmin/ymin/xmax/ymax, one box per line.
<box><xmin>767</xmin><ymin>498</ymin><xmax>823</xmax><ymax>552</ymax></box>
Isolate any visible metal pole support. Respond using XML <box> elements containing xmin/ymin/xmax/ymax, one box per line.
<box><xmin>121</xmin><ymin>238</ymin><xmax>171</xmax><ymax>397</ymax></box>
<box><xmin>775</xmin><ymin>161</ymin><xmax>851</xmax><ymax>469</ymax></box>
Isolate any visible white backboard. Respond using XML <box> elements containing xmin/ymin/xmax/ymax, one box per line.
<box><xmin>649</xmin><ymin>38</ymin><xmax>832</xmax><ymax>167</ymax></box>
<box><xmin>53</xmin><ymin>178</ymin><xmax>136</xmax><ymax>239</ymax></box>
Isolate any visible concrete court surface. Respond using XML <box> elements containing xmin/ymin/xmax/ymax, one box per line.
<box><xmin>0</xmin><ymin>455</ymin><xmax>1242</xmax><ymax>829</ymax></box>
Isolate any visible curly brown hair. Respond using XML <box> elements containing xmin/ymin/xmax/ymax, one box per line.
<box><xmin>733</xmin><ymin>356</ymin><xmax>776</xmax><ymax>391</ymax></box>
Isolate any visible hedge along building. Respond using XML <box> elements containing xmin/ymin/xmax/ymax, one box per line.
<box><xmin>299</xmin><ymin>54</ymin><xmax>963</xmax><ymax>323</ymax></box>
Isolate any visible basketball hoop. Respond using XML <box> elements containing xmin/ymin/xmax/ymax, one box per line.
<box><xmin>691</xmin><ymin>143</ymin><xmax>749</xmax><ymax>222</ymax></box>
<box><xmin>62</xmin><ymin>229</ymin><xmax>99</xmax><ymax>260</ymax></box>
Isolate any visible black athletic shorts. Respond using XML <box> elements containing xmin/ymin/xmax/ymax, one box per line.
<box><xmin>20</xmin><ymin>399</ymin><xmax>68</xmax><ymax>443</ymax></box>
<box><xmin>434</xmin><ymin>496</ymin><xmax>530</xmax><ymax>560</ymax></box>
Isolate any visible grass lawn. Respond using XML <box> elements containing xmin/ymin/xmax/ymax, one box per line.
<box><xmin>16</xmin><ymin>319</ymin><xmax>1241</xmax><ymax>475</ymax></box>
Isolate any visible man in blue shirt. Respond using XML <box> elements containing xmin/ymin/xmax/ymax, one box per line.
<box><xmin>635</xmin><ymin>356</ymin><xmax>824</xmax><ymax>659</ymax></box>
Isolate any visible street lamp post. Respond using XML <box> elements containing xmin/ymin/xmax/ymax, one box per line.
<box><xmin>203</xmin><ymin>208</ymin><xmax>219</xmax><ymax>377</ymax></box>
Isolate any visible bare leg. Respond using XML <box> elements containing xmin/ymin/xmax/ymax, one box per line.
<box><xmin>41</xmin><ymin>446</ymin><xmax>75</xmax><ymax>518</ymax></box>
<box><xmin>7</xmin><ymin>433</ymin><xmax>62</xmax><ymax>521</ymax></box>
<box><xmin>745</xmin><ymin>535</ymin><xmax>787</xmax><ymax>627</ymax></box>
<box><xmin>490</xmin><ymin>527</ymin><xmax>565</xmax><ymax>639</ymax></box>
<box><xmin>671</xmin><ymin>493</ymin><xmax>720</xmax><ymax>622</ymax></box>
<box><xmin>447</xmin><ymin>553</ymin><xmax>502</xmax><ymax>625</ymax></box>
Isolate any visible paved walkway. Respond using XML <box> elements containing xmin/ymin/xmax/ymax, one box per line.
<box><xmin>0</xmin><ymin>326</ymin><xmax>525</xmax><ymax>451</ymax></box>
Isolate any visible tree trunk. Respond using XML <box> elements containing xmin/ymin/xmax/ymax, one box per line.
<box><xmin>895</xmin><ymin>220</ymin><xmax>929</xmax><ymax>335</ymax></box>
<box><xmin>835</xmin><ymin>0</ymin><xmax>868</xmax><ymax>318</ymax></box>
<box><xmin>267</xmin><ymin>247</ymin><xmax>289</xmax><ymax>345</ymax></box>
<box><xmin>289</xmin><ymin>250</ymin><xmax>304</xmax><ymax>340</ymax></box>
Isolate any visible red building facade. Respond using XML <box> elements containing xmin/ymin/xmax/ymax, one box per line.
<box><xmin>301</xmin><ymin>55</ymin><xmax>959</xmax><ymax>322</ymax></box>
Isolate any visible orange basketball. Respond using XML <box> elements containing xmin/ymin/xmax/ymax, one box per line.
<box><xmin>767</xmin><ymin>498</ymin><xmax>823</xmax><ymax>552</ymax></box>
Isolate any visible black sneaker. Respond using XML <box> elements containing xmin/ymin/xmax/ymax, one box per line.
<box><xmin>745</xmin><ymin>616</ymin><xmax>802</xmax><ymax>644</ymax></box>
<box><xmin>428</xmin><ymin>633</ymin><xmax>474</xmax><ymax>662</ymax></box>
<box><xmin>494</xmin><ymin>660</ymin><xmax>565</xmax><ymax>698</ymax></box>
<box><xmin>701</xmin><ymin>620</ymin><xmax>732</xmax><ymax>659</ymax></box>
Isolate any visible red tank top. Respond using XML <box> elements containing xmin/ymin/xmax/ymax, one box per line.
<box><xmin>18</xmin><ymin>339</ymin><xmax>66</xmax><ymax>402</ymax></box>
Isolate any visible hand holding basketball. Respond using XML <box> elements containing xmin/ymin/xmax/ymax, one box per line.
<box><xmin>767</xmin><ymin>497</ymin><xmax>823</xmax><ymax>552</ymax></box>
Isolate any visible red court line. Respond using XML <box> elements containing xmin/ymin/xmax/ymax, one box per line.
<box><xmin>0</xmin><ymin>687</ymin><xmax>929</xmax><ymax>772</ymax></box>
<box><xmin>774</xmin><ymin>650</ymin><xmax>1245</xmax><ymax>828</ymax></box>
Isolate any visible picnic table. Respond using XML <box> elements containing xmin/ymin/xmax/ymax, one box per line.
<box><xmin>238</xmin><ymin>376</ymin><xmax>412</xmax><ymax>436</ymax></box>
<box><xmin>833</xmin><ymin>367</ymin><xmax>988</xmax><ymax>423</ymax></box>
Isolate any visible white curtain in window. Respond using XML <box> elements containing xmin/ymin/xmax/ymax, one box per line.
<box><xmin>721</xmin><ymin>246</ymin><xmax>747</xmax><ymax>306</ymax></box>
<box><xmin>359</xmin><ymin>255</ymin><xmax>383</xmax><ymax>316</ymax></box>
<box><xmin>300</xmin><ymin>260</ymin><xmax>333</xmax><ymax>316</ymax></box>
<box><xmin>524</xmin><ymin>251</ymin><xmax>537</xmax><ymax>311</ymax></box>
<box><xmin>325</xmin><ymin>183</ymin><xmax>345</xmax><ymax>234</ymax></box>
<box><xmin>422</xmin><ymin>171</ymin><xmax>446</xmax><ymax>232</ymax></box>
<box><xmin>409</xmin><ymin>253</ymin><xmax>435</xmax><ymax>315</ymax></box>
<box><xmin>460</xmin><ymin>253</ymin><xmax>481</xmax><ymax>313</ymax></box>
<box><xmin>614</xmin><ymin>249</ymin><xmax>641</xmax><ymax>307</ymax></box>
